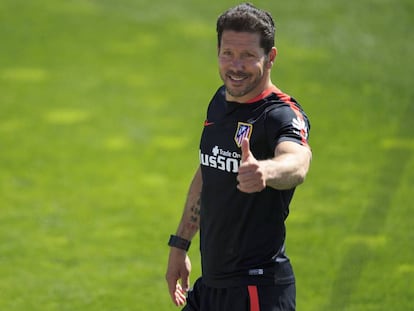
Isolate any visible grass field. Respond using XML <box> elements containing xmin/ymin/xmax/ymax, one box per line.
<box><xmin>0</xmin><ymin>0</ymin><xmax>413</xmax><ymax>310</ymax></box>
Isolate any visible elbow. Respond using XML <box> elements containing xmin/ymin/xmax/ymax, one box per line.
<box><xmin>296</xmin><ymin>163</ymin><xmax>310</xmax><ymax>185</ymax></box>
<box><xmin>295</xmin><ymin>174</ymin><xmax>306</xmax><ymax>186</ymax></box>
<box><xmin>288</xmin><ymin>166</ymin><xmax>309</xmax><ymax>189</ymax></box>
<box><xmin>270</xmin><ymin>172</ymin><xmax>307</xmax><ymax>190</ymax></box>
<box><xmin>296</xmin><ymin>174</ymin><xmax>306</xmax><ymax>187</ymax></box>
<box><xmin>296</xmin><ymin>152</ymin><xmax>311</xmax><ymax>186</ymax></box>
<box><xmin>289</xmin><ymin>172</ymin><xmax>306</xmax><ymax>189</ymax></box>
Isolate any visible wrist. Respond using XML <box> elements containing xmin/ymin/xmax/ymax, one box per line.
<box><xmin>168</xmin><ymin>235</ymin><xmax>191</xmax><ymax>251</ymax></box>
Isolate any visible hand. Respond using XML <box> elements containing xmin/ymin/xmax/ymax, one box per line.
<box><xmin>237</xmin><ymin>138</ymin><xmax>266</xmax><ymax>193</ymax></box>
<box><xmin>165</xmin><ymin>248</ymin><xmax>192</xmax><ymax>306</ymax></box>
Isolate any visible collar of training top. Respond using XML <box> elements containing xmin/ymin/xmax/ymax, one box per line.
<box><xmin>246</xmin><ymin>85</ymin><xmax>279</xmax><ymax>104</ymax></box>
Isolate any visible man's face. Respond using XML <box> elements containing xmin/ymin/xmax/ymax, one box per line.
<box><xmin>218</xmin><ymin>30</ymin><xmax>273</xmax><ymax>103</ymax></box>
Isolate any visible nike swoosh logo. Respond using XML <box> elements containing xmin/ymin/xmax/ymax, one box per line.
<box><xmin>204</xmin><ymin>120</ymin><xmax>215</xmax><ymax>126</ymax></box>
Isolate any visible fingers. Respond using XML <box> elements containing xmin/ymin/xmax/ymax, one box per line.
<box><xmin>173</xmin><ymin>283</ymin><xmax>187</xmax><ymax>307</ymax></box>
<box><xmin>165</xmin><ymin>264</ymin><xmax>190</xmax><ymax>306</ymax></box>
<box><xmin>166</xmin><ymin>274</ymin><xmax>178</xmax><ymax>304</ymax></box>
<box><xmin>166</xmin><ymin>251</ymin><xmax>192</xmax><ymax>306</ymax></box>
<box><xmin>238</xmin><ymin>139</ymin><xmax>266</xmax><ymax>192</ymax></box>
<box><xmin>166</xmin><ymin>276</ymin><xmax>188</xmax><ymax>306</ymax></box>
<box><xmin>237</xmin><ymin>178</ymin><xmax>265</xmax><ymax>193</ymax></box>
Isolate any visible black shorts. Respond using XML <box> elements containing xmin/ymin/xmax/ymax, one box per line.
<box><xmin>182</xmin><ymin>278</ymin><xmax>296</xmax><ymax>311</ymax></box>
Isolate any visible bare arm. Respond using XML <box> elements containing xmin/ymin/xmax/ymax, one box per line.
<box><xmin>237</xmin><ymin>139</ymin><xmax>312</xmax><ymax>193</ymax></box>
<box><xmin>175</xmin><ymin>166</ymin><xmax>203</xmax><ymax>240</ymax></box>
<box><xmin>263</xmin><ymin>140</ymin><xmax>312</xmax><ymax>190</ymax></box>
<box><xmin>165</xmin><ymin>166</ymin><xmax>202</xmax><ymax>306</ymax></box>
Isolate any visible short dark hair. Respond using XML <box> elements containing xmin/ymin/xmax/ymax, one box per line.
<box><xmin>216</xmin><ymin>3</ymin><xmax>276</xmax><ymax>54</ymax></box>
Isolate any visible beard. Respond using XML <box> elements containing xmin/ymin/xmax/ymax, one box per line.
<box><xmin>220</xmin><ymin>70</ymin><xmax>265</xmax><ymax>100</ymax></box>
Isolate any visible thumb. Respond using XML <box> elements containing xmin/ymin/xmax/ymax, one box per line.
<box><xmin>240</xmin><ymin>138</ymin><xmax>253</xmax><ymax>163</ymax></box>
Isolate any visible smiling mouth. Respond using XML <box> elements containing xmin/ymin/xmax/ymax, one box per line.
<box><xmin>227</xmin><ymin>73</ymin><xmax>248</xmax><ymax>82</ymax></box>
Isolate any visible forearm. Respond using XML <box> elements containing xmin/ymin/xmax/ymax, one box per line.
<box><xmin>174</xmin><ymin>166</ymin><xmax>202</xmax><ymax>241</ymax></box>
<box><xmin>166</xmin><ymin>168</ymin><xmax>202</xmax><ymax>304</ymax></box>
<box><xmin>263</xmin><ymin>151</ymin><xmax>311</xmax><ymax>190</ymax></box>
<box><xmin>261</xmin><ymin>140</ymin><xmax>312</xmax><ymax>190</ymax></box>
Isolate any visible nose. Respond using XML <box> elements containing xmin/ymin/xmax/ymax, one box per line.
<box><xmin>230</xmin><ymin>57</ymin><xmax>244</xmax><ymax>70</ymax></box>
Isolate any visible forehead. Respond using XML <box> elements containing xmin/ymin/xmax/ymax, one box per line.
<box><xmin>220</xmin><ymin>30</ymin><xmax>262</xmax><ymax>51</ymax></box>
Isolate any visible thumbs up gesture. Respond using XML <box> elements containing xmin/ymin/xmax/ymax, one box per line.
<box><xmin>237</xmin><ymin>138</ymin><xmax>266</xmax><ymax>193</ymax></box>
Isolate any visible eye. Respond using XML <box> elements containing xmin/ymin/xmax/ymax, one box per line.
<box><xmin>219</xmin><ymin>50</ymin><xmax>233</xmax><ymax>62</ymax></box>
<box><xmin>242</xmin><ymin>52</ymin><xmax>256</xmax><ymax>59</ymax></box>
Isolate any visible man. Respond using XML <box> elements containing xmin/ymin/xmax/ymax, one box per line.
<box><xmin>166</xmin><ymin>3</ymin><xmax>312</xmax><ymax>311</ymax></box>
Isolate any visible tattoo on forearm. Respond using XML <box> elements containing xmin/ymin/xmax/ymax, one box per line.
<box><xmin>186</xmin><ymin>195</ymin><xmax>201</xmax><ymax>231</ymax></box>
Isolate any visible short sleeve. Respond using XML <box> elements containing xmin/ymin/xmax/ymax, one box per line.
<box><xmin>265</xmin><ymin>104</ymin><xmax>311</xmax><ymax>152</ymax></box>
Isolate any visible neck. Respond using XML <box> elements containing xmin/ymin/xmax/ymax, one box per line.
<box><xmin>226</xmin><ymin>80</ymin><xmax>275</xmax><ymax>104</ymax></box>
<box><xmin>246</xmin><ymin>83</ymin><xmax>278</xmax><ymax>103</ymax></box>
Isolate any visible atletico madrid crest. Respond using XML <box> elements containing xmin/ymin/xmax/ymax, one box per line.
<box><xmin>234</xmin><ymin>122</ymin><xmax>253</xmax><ymax>147</ymax></box>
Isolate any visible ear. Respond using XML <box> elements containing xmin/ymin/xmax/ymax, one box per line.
<box><xmin>267</xmin><ymin>47</ymin><xmax>277</xmax><ymax>68</ymax></box>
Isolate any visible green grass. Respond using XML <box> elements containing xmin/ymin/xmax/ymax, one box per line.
<box><xmin>1</xmin><ymin>0</ymin><xmax>413</xmax><ymax>310</ymax></box>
